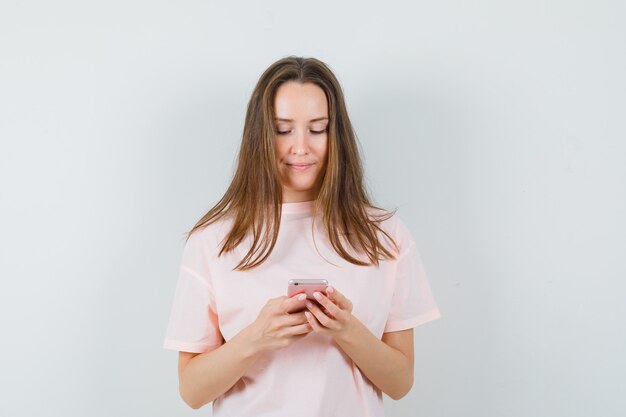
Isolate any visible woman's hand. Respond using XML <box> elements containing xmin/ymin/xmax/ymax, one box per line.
<box><xmin>304</xmin><ymin>286</ymin><xmax>357</xmax><ymax>339</ymax></box>
<box><xmin>244</xmin><ymin>293</ymin><xmax>313</xmax><ymax>354</ymax></box>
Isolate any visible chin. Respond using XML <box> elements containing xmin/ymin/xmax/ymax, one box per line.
<box><xmin>288</xmin><ymin>183</ymin><xmax>316</xmax><ymax>191</ymax></box>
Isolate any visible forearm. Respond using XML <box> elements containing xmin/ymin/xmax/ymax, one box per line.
<box><xmin>334</xmin><ymin>317</ymin><xmax>412</xmax><ymax>400</ymax></box>
<box><xmin>179</xmin><ymin>327</ymin><xmax>261</xmax><ymax>409</ymax></box>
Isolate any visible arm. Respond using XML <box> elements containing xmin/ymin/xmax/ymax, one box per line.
<box><xmin>334</xmin><ymin>320</ymin><xmax>414</xmax><ymax>400</ymax></box>
<box><xmin>177</xmin><ymin>295</ymin><xmax>311</xmax><ymax>409</ymax></box>
<box><xmin>304</xmin><ymin>288</ymin><xmax>415</xmax><ymax>400</ymax></box>
<box><xmin>178</xmin><ymin>329</ymin><xmax>261</xmax><ymax>409</ymax></box>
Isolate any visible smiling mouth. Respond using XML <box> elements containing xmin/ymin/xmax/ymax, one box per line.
<box><xmin>287</xmin><ymin>163</ymin><xmax>313</xmax><ymax>171</ymax></box>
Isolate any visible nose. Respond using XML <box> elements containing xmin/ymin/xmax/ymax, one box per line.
<box><xmin>290</xmin><ymin>129</ymin><xmax>308</xmax><ymax>155</ymax></box>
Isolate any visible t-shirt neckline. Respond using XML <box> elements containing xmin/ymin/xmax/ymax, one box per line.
<box><xmin>281</xmin><ymin>199</ymin><xmax>316</xmax><ymax>214</ymax></box>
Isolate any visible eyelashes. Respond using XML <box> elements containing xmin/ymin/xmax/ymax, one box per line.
<box><xmin>276</xmin><ymin>128</ymin><xmax>327</xmax><ymax>135</ymax></box>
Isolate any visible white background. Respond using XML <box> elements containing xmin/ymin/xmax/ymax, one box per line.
<box><xmin>1</xmin><ymin>1</ymin><xmax>624</xmax><ymax>416</ymax></box>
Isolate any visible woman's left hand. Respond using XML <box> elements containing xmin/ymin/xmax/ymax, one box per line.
<box><xmin>304</xmin><ymin>286</ymin><xmax>356</xmax><ymax>338</ymax></box>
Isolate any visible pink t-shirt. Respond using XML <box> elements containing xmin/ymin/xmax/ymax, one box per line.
<box><xmin>163</xmin><ymin>200</ymin><xmax>441</xmax><ymax>416</ymax></box>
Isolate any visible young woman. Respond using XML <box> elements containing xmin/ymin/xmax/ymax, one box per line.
<box><xmin>163</xmin><ymin>56</ymin><xmax>441</xmax><ymax>416</ymax></box>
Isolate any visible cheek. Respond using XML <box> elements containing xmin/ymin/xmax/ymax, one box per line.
<box><xmin>274</xmin><ymin>141</ymin><xmax>286</xmax><ymax>157</ymax></box>
<box><xmin>314</xmin><ymin>137</ymin><xmax>328</xmax><ymax>158</ymax></box>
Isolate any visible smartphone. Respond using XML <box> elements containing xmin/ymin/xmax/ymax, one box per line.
<box><xmin>287</xmin><ymin>279</ymin><xmax>329</xmax><ymax>300</ymax></box>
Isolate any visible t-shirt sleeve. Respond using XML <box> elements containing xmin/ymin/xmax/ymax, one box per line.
<box><xmin>384</xmin><ymin>220</ymin><xmax>442</xmax><ymax>333</ymax></box>
<box><xmin>162</xmin><ymin>230</ymin><xmax>223</xmax><ymax>353</ymax></box>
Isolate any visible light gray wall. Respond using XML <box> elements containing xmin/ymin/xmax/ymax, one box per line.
<box><xmin>1</xmin><ymin>1</ymin><xmax>624</xmax><ymax>416</ymax></box>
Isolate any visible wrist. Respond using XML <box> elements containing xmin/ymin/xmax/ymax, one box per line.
<box><xmin>234</xmin><ymin>322</ymin><xmax>265</xmax><ymax>359</ymax></box>
<box><xmin>333</xmin><ymin>314</ymin><xmax>362</xmax><ymax>344</ymax></box>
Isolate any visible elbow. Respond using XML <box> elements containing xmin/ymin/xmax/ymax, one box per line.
<box><xmin>387</xmin><ymin>385</ymin><xmax>411</xmax><ymax>401</ymax></box>
<box><xmin>186</xmin><ymin>398</ymin><xmax>204</xmax><ymax>410</ymax></box>
<box><xmin>179</xmin><ymin>382</ymin><xmax>212</xmax><ymax>410</ymax></box>
<box><xmin>185</xmin><ymin>400</ymin><xmax>202</xmax><ymax>410</ymax></box>
<box><xmin>181</xmin><ymin>392</ymin><xmax>209</xmax><ymax>410</ymax></box>
<box><xmin>388</xmin><ymin>389</ymin><xmax>409</xmax><ymax>401</ymax></box>
<box><xmin>387</xmin><ymin>377</ymin><xmax>414</xmax><ymax>401</ymax></box>
<box><xmin>179</xmin><ymin>384</ymin><xmax>198</xmax><ymax>409</ymax></box>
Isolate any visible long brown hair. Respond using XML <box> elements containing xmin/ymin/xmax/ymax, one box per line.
<box><xmin>185</xmin><ymin>55</ymin><xmax>401</xmax><ymax>271</ymax></box>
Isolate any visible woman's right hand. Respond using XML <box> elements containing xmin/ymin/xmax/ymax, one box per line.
<box><xmin>243</xmin><ymin>293</ymin><xmax>313</xmax><ymax>353</ymax></box>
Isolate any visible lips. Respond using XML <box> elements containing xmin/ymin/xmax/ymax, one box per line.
<box><xmin>287</xmin><ymin>163</ymin><xmax>313</xmax><ymax>171</ymax></box>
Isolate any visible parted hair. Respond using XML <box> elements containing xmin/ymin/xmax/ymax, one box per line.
<box><xmin>185</xmin><ymin>55</ymin><xmax>401</xmax><ymax>271</ymax></box>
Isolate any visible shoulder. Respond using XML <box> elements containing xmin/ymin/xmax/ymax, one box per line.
<box><xmin>365</xmin><ymin>206</ymin><xmax>416</xmax><ymax>257</ymax></box>
<box><xmin>185</xmin><ymin>215</ymin><xmax>233</xmax><ymax>254</ymax></box>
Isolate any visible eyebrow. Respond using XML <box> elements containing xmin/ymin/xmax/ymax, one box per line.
<box><xmin>274</xmin><ymin>117</ymin><xmax>329</xmax><ymax>122</ymax></box>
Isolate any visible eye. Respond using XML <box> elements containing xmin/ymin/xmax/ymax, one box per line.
<box><xmin>275</xmin><ymin>128</ymin><xmax>327</xmax><ymax>135</ymax></box>
<box><xmin>311</xmin><ymin>126</ymin><xmax>328</xmax><ymax>134</ymax></box>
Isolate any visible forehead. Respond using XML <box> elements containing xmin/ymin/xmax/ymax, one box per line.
<box><xmin>274</xmin><ymin>81</ymin><xmax>328</xmax><ymax>120</ymax></box>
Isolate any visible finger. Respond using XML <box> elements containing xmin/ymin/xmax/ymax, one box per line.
<box><xmin>304</xmin><ymin>310</ymin><xmax>323</xmax><ymax>332</ymax></box>
<box><xmin>283</xmin><ymin>311</ymin><xmax>309</xmax><ymax>326</ymax></box>
<box><xmin>273</xmin><ymin>314</ymin><xmax>299</xmax><ymax>330</ymax></box>
<box><xmin>281</xmin><ymin>292</ymin><xmax>308</xmax><ymax>314</ymax></box>
<box><xmin>287</xmin><ymin>331</ymin><xmax>312</xmax><ymax>344</ymax></box>
<box><xmin>286</xmin><ymin>322</ymin><xmax>313</xmax><ymax>336</ymax></box>
<box><xmin>312</xmin><ymin>291</ymin><xmax>343</xmax><ymax>318</ymax></box>
<box><xmin>310</xmin><ymin>300</ymin><xmax>334</xmax><ymax>318</ymax></box>
<box><xmin>325</xmin><ymin>286</ymin><xmax>352</xmax><ymax>311</ymax></box>
<box><xmin>306</xmin><ymin>299</ymin><xmax>335</xmax><ymax>328</ymax></box>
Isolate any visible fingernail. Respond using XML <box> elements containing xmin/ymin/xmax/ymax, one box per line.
<box><xmin>313</xmin><ymin>292</ymin><xmax>322</xmax><ymax>300</ymax></box>
<box><xmin>306</xmin><ymin>300</ymin><xmax>313</xmax><ymax>308</ymax></box>
<box><xmin>305</xmin><ymin>311</ymin><xmax>311</xmax><ymax>319</ymax></box>
<box><xmin>327</xmin><ymin>286</ymin><xmax>334</xmax><ymax>293</ymax></box>
<box><xmin>297</xmin><ymin>293</ymin><xmax>306</xmax><ymax>301</ymax></box>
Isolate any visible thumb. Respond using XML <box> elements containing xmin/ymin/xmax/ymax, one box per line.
<box><xmin>281</xmin><ymin>292</ymin><xmax>307</xmax><ymax>313</ymax></box>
